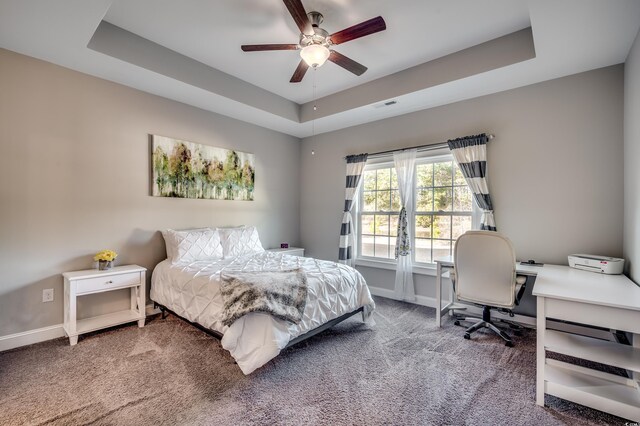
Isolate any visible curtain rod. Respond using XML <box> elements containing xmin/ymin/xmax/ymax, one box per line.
<box><xmin>346</xmin><ymin>134</ymin><xmax>495</xmax><ymax>160</ymax></box>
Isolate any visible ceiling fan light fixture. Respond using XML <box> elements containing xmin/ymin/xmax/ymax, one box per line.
<box><xmin>300</xmin><ymin>44</ymin><xmax>330</xmax><ymax>67</ymax></box>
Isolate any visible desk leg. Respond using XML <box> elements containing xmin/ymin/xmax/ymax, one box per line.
<box><xmin>436</xmin><ymin>262</ymin><xmax>442</xmax><ymax>327</ymax></box>
<box><xmin>634</xmin><ymin>334</ymin><xmax>640</xmax><ymax>388</ymax></box>
<box><xmin>536</xmin><ymin>296</ymin><xmax>546</xmax><ymax>406</ymax></box>
<box><xmin>448</xmin><ymin>270</ymin><xmax>454</xmax><ymax>317</ymax></box>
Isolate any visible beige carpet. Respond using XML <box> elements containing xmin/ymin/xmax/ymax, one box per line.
<box><xmin>0</xmin><ymin>297</ymin><xmax>626</xmax><ymax>425</ymax></box>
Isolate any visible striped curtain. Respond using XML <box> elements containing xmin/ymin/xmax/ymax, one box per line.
<box><xmin>339</xmin><ymin>153</ymin><xmax>368</xmax><ymax>265</ymax></box>
<box><xmin>447</xmin><ymin>134</ymin><xmax>496</xmax><ymax>231</ymax></box>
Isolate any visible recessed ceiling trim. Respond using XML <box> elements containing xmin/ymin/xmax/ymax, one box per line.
<box><xmin>300</xmin><ymin>27</ymin><xmax>536</xmax><ymax>122</ymax></box>
<box><xmin>88</xmin><ymin>21</ymin><xmax>301</xmax><ymax>124</ymax></box>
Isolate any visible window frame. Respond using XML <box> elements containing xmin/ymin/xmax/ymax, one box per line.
<box><xmin>355</xmin><ymin>152</ymin><xmax>478</xmax><ymax>270</ymax></box>
<box><xmin>356</xmin><ymin>160</ymin><xmax>397</xmax><ymax>264</ymax></box>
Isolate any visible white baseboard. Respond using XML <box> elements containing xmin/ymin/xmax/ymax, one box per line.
<box><xmin>368</xmin><ymin>286</ymin><xmax>438</xmax><ymax>308</ymax></box>
<box><xmin>0</xmin><ymin>304</ymin><xmax>162</xmax><ymax>352</ymax></box>
<box><xmin>0</xmin><ymin>324</ymin><xmax>65</xmax><ymax>352</ymax></box>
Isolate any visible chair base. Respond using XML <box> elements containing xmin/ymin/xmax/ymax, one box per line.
<box><xmin>453</xmin><ymin>306</ymin><xmax>515</xmax><ymax>347</ymax></box>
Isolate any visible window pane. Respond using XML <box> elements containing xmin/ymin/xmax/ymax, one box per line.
<box><xmin>416</xmin><ymin>189</ymin><xmax>433</xmax><ymax>212</ymax></box>
<box><xmin>417</xmin><ymin>163</ymin><xmax>433</xmax><ymax>188</ymax></box>
<box><xmin>361</xmin><ymin>214</ymin><xmax>375</xmax><ymax>235</ymax></box>
<box><xmin>389</xmin><ymin>214</ymin><xmax>399</xmax><ymax>237</ymax></box>
<box><xmin>375</xmin><ymin>190</ymin><xmax>391</xmax><ymax>212</ymax></box>
<box><xmin>361</xmin><ymin>235</ymin><xmax>374</xmax><ymax>257</ymax></box>
<box><xmin>364</xmin><ymin>170</ymin><xmax>376</xmax><ymax>191</ymax></box>
<box><xmin>377</xmin><ymin>169</ymin><xmax>391</xmax><ymax>190</ymax></box>
<box><xmin>391</xmin><ymin>190</ymin><xmax>401</xmax><ymax>211</ymax></box>
<box><xmin>433</xmin><ymin>215</ymin><xmax>451</xmax><ymax>239</ymax></box>
<box><xmin>454</xmin><ymin>166</ymin><xmax>466</xmax><ymax>186</ymax></box>
<box><xmin>433</xmin><ymin>239</ymin><xmax>452</xmax><ymax>259</ymax></box>
<box><xmin>434</xmin><ymin>161</ymin><xmax>453</xmax><ymax>187</ymax></box>
<box><xmin>453</xmin><ymin>186</ymin><xmax>473</xmax><ymax>212</ymax></box>
<box><xmin>363</xmin><ymin>191</ymin><xmax>375</xmax><ymax>212</ymax></box>
<box><xmin>415</xmin><ymin>238</ymin><xmax>432</xmax><ymax>263</ymax></box>
<box><xmin>391</xmin><ymin>168</ymin><xmax>398</xmax><ymax>189</ymax></box>
<box><xmin>434</xmin><ymin>188</ymin><xmax>453</xmax><ymax>211</ymax></box>
<box><xmin>415</xmin><ymin>215</ymin><xmax>432</xmax><ymax>238</ymax></box>
<box><xmin>374</xmin><ymin>236</ymin><xmax>390</xmax><ymax>258</ymax></box>
<box><xmin>374</xmin><ymin>214</ymin><xmax>389</xmax><ymax>236</ymax></box>
<box><xmin>390</xmin><ymin>238</ymin><xmax>397</xmax><ymax>259</ymax></box>
<box><xmin>452</xmin><ymin>215</ymin><xmax>472</xmax><ymax>240</ymax></box>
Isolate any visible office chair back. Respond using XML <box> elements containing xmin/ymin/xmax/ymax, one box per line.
<box><xmin>454</xmin><ymin>230</ymin><xmax>517</xmax><ymax>309</ymax></box>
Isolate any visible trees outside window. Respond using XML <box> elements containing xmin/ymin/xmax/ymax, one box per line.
<box><xmin>358</xmin><ymin>156</ymin><xmax>473</xmax><ymax>265</ymax></box>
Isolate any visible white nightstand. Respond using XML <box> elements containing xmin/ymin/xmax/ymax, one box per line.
<box><xmin>62</xmin><ymin>265</ymin><xmax>147</xmax><ymax>346</ymax></box>
<box><xmin>267</xmin><ymin>247</ymin><xmax>305</xmax><ymax>257</ymax></box>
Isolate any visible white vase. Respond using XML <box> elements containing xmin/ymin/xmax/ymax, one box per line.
<box><xmin>98</xmin><ymin>260</ymin><xmax>113</xmax><ymax>270</ymax></box>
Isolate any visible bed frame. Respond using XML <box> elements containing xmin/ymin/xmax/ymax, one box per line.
<box><xmin>153</xmin><ymin>302</ymin><xmax>364</xmax><ymax>349</ymax></box>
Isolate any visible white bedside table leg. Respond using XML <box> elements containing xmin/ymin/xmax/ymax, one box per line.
<box><xmin>130</xmin><ymin>286</ymin><xmax>138</xmax><ymax>311</ymax></box>
<box><xmin>137</xmin><ymin>273</ymin><xmax>146</xmax><ymax>328</ymax></box>
<box><xmin>68</xmin><ymin>281</ymin><xmax>77</xmax><ymax>346</ymax></box>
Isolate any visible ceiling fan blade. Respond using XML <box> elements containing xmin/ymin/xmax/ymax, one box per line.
<box><xmin>329</xmin><ymin>16</ymin><xmax>386</xmax><ymax>45</ymax></box>
<box><xmin>328</xmin><ymin>51</ymin><xmax>367</xmax><ymax>76</ymax></box>
<box><xmin>290</xmin><ymin>60</ymin><xmax>309</xmax><ymax>83</ymax></box>
<box><xmin>241</xmin><ymin>44</ymin><xmax>299</xmax><ymax>52</ymax></box>
<box><xmin>283</xmin><ymin>0</ymin><xmax>312</xmax><ymax>35</ymax></box>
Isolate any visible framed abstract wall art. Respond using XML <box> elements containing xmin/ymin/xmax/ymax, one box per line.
<box><xmin>151</xmin><ymin>135</ymin><xmax>255</xmax><ymax>201</ymax></box>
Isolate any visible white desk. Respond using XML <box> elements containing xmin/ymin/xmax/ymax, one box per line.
<box><xmin>533</xmin><ymin>265</ymin><xmax>640</xmax><ymax>421</ymax></box>
<box><xmin>435</xmin><ymin>257</ymin><xmax>640</xmax><ymax>420</ymax></box>
<box><xmin>434</xmin><ymin>256</ymin><xmax>539</xmax><ymax>327</ymax></box>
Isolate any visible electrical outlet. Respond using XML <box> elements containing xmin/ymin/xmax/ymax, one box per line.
<box><xmin>42</xmin><ymin>288</ymin><xmax>54</xmax><ymax>303</ymax></box>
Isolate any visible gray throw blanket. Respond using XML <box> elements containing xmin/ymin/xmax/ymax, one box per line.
<box><xmin>219</xmin><ymin>269</ymin><xmax>308</xmax><ymax>327</ymax></box>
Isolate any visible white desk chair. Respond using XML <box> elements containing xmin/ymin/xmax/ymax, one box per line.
<box><xmin>451</xmin><ymin>230</ymin><xmax>527</xmax><ymax>347</ymax></box>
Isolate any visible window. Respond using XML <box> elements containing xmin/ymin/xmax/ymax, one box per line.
<box><xmin>360</xmin><ymin>165</ymin><xmax>400</xmax><ymax>259</ymax></box>
<box><xmin>357</xmin><ymin>155</ymin><xmax>474</xmax><ymax>266</ymax></box>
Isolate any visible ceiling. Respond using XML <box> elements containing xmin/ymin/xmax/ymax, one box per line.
<box><xmin>1</xmin><ymin>0</ymin><xmax>639</xmax><ymax>138</ymax></box>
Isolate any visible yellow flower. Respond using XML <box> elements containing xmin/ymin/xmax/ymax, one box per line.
<box><xmin>93</xmin><ymin>249</ymin><xmax>118</xmax><ymax>262</ymax></box>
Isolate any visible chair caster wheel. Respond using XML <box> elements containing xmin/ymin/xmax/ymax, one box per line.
<box><xmin>505</xmin><ymin>341</ymin><xmax>514</xmax><ymax>347</ymax></box>
<box><xmin>464</xmin><ymin>333</ymin><xmax>470</xmax><ymax>340</ymax></box>
<box><xmin>454</xmin><ymin>320</ymin><xmax>460</xmax><ymax>326</ymax></box>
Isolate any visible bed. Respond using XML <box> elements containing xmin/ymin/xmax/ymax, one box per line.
<box><xmin>150</xmin><ymin>226</ymin><xmax>375</xmax><ymax>374</ymax></box>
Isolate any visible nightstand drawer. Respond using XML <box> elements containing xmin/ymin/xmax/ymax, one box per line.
<box><xmin>76</xmin><ymin>272</ymin><xmax>141</xmax><ymax>295</ymax></box>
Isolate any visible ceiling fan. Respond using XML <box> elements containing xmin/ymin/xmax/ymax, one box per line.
<box><xmin>241</xmin><ymin>0</ymin><xmax>386</xmax><ymax>83</ymax></box>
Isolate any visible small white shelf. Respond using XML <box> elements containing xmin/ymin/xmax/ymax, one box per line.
<box><xmin>76</xmin><ymin>309</ymin><xmax>141</xmax><ymax>334</ymax></box>
<box><xmin>63</xmin><ymin>264</ymin><xmax>146</xmax><ymax>345</ymax></box>
<box><xmin>545</xmin><ymin>329</ymin><xmax>640</xmax><ymax>373</ymax></box>
<box><xmin>545</xmin><ymin>361</ymin><xmax>640</xmax><ymax>422</ymax></box>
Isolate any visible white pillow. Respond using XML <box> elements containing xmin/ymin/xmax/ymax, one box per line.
<box><xmin>162</xmin><ymin>228</ymin><xmax>223</xmax><ymax>263</ymax></box>
<box><xmin>221</xmin><ymin>226</ymin><xmax>265</xmax><ymax>258</ymax></box>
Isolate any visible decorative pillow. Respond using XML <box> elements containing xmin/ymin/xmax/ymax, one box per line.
<box><xmin>216</xmin><ymin>225</ymin><xmax>246</xmax><ymax>243</ymax></box>
<box><xmin>162</xmin><ymin>228</ymin><xmax>223</xmax><ymax>263</ymax></box>
<box><xmin>221</xmin><ymin>226</ymin><xmax>265</xmax><ymax>258</ymax></box>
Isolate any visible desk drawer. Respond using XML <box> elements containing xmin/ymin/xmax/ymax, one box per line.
<box><xmin>76</xmin><ymin>272</ymin><xmax>141</xmax><ymax>295</ymax></box>
<box><xmin>545</xmin><ymin>298</ymin><xmax>640</xmax><ymax>334</ymax></box>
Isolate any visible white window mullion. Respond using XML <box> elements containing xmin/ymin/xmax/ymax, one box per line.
<box><xmin>356</xmin><ymin>154</ymin><xmax>474</xmax><ymax>267</ymax></box>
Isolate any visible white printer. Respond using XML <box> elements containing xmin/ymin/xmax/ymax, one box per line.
<box><xmin>568</xmin><ymin>254</ymin><xmax>624</xmax><ymax>274</ymax></box>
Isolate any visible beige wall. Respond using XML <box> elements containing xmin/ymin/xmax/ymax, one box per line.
<box><xmin>624</xmin><ymin>29</ymin><xmax>640</xmax><ymax>283</ymax></box>
<box><xmin>0</xmin><ymin>49</ymin><xmax>301</xmax><ymax>336</ymax></box>
<box><xmin>300</xmin><ymin>65</ymin><xmax>624</xmax><ymax>297</ymax></box>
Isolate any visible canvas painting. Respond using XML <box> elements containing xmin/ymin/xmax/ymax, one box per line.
<box><xmin>151</xmin><ymin>135</ymin><xmax>255</xmax><ymax>201</ymax></box>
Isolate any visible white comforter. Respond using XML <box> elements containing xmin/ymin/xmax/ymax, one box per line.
<box><xmin>150</xmin><ymin>251</ymin><xmax>375</xmax><ymax>374</ymax></box>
